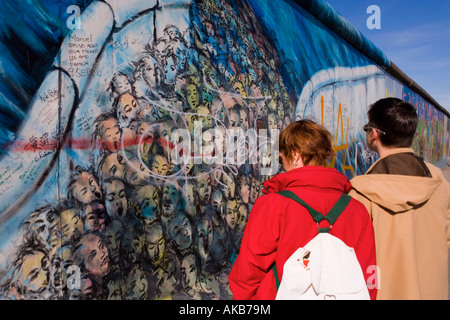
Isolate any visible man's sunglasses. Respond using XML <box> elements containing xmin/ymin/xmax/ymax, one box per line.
<box><xmin>363</xmin><ymin>124</ymin><xmax>386</xmax><ymax>135</ymax></box>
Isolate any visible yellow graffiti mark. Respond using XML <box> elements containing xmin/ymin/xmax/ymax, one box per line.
<box><xmin>321</xmin><ymin>97</ymin><xmax>355</xmax><ymax>177</ymax></box>
<box><xmin>321</xmin><ymin>95</ymin><xmax>324</xmax><ymax>126</ymax></box>
<box><xmin>385</xmin><ymin>87</ymin><xmax>396</xmax><ymax>98</ymax></box>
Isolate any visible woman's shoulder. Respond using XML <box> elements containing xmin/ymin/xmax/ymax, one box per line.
<box><xmin>252</xmin><ymin>191</ymin><xmax>293</xmax><ymax>211</ymax></box>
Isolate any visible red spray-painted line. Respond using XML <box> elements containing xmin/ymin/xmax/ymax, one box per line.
<box><xmin>10</xmin><ymin>136</ymin><xmax>184</xmax><ymax>154</ymax></box>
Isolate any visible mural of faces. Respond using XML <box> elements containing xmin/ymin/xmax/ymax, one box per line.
<box><xmin>0</xmin><ymin>0</ymin><xmax>297</xmax><ymax>300</ymax></box>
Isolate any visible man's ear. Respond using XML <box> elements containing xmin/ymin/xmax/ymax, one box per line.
<box><xmin>366</xmin><ymin>128</ymin><xmax>377</xmax><ymax>141</ymax></box>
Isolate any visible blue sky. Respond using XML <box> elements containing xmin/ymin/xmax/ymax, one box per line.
<box><xmin>326</xmin><ymin>0</ymin><xmax>450</xmax><ymax>112</ymax></box>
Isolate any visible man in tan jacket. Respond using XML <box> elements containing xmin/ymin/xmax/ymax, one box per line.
<box><xmin>349</xmin><ymin>98</ymin><xmax>450</xmax><ymax>300</ymax></box>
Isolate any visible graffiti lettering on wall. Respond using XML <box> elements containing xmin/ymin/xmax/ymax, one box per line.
<box><xmin>385</xmin><ymin>74</ymin><xmax>449</xmax><ymax>163</ymax></box>
<box><xmin>296</xmin><ymin>65</ymin><xmax>386</xmax><ymax>177</ymax></box>
<box><xmin>320</xmin><ymin>96</ymin><xmax>355</xmax><ymax>177</ymax></box>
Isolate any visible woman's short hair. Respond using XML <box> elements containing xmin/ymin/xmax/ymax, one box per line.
<box><xmin>279</xmin><ymin>119</ymin><xmax>334</xmax><ymax>167</ymax></box>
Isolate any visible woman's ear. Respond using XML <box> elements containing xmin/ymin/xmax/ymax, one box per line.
<box><xmin>291</xmin><ymin>150</ymin><xmax>304</xmax><ymax>168</ymax></box>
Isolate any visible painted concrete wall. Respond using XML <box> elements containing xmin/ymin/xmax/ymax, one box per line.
<box><xmin>0</xmin><ymin>0</ymin><xmax>448</xmax><ymax>299</ymax></box>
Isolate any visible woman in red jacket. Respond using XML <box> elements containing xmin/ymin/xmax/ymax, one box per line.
<box><xmin>228</xmin><ymin>119</ymin><xmax>377</xmax><ymax>300</ymax></box>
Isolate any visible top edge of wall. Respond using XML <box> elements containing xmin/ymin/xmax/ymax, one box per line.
<box><xmin>292</xmin><ymin>0</ymin><xmax>448</xmax><ymax>117</ymax></box>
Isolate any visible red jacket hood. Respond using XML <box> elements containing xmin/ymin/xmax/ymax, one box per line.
<box><xmin>262</xmin><ymin>166</ymin><xmax>352</xmax><ymax>194</ymax></box>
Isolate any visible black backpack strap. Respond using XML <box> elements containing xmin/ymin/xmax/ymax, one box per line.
<box><xmin>276</xmin><ymin>190</ymin><xmax>351</xmax><ymax>233</ymax></box>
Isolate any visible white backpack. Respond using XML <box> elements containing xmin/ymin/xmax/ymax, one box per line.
<box><xmin>272</xmin><ymin>191</ymin><xmax>370</xmax><ymax>300</ymax></box>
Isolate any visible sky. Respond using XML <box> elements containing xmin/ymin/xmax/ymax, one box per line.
<box><xmin>325</xmin><ymin>0</ymin><xmax>450</xmax><ymax>113</ymax></box>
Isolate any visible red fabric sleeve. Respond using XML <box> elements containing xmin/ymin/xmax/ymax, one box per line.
<box><xmin>228</xmin><ymin>195</ymin><xmax>280</xmax><ymax>300</ymax></box>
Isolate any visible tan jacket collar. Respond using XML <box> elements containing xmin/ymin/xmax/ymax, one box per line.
<box><xmin>351</xmin><ymin>148</ymin><xmax>443</xmax><ymax>213</ymax></box>
<box><xmin>365</xmin><ymin>148</ymin><xmax>415</xmax><ymax>174</ymax></box>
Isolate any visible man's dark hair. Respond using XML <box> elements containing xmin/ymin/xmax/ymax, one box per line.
<box><xmin>367</xmin><ymin>98</ymin><xmax>418</xmax><ymax>147</ymax></box>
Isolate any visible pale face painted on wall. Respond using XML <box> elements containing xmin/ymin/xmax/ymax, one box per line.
<box><xmin>239</xmin><ymin>179</ymin><xmax>250</xmax><ymax>204</ymax></box>
<box><xmin>161</xmin><ymin>182</ymin><xmax>181</xmax><ymax>219</ymax></box>
<box><xmin>228</xmin><ymin>109</ymin><xmax>239</xmax><ymax>129</ymax></box>
<box><xmin>112</xmin><ymin>74</ymin><xmax>133</xmax><ymax>97</ymax></box>
<box><xmin>104</xmin><ymin>179</ymin><xmax>128</xmax><ymax>221</ymax></box>
<box><xmin>157</xmin><ymin>269</ymin><xmax>178</xmax><ymax>299</ymax></box>
<box><xmin>104</xmin><ymin>222</ymin><xmax>122</xmax><ymax>260</ymax></box>
<box><xmin>141</xmin><ymin>55</ymin><xmax>158</xmax><ymax>88</ymax></box>
<box><xmin>181</xmin><ymin>253</ymin><xmax>197</xmax><ymax>290</ymax></box>
<box><xmin>60</xmin><ymin>209</ymin><xmax>83</xmax><ymax>242</ymax></box>
<box><xmin>78</xmin><ymin>233</ymin><xmax>110</xmax><ymax>278</ymax></box>
<box><xmin>134</xmin><ymin>184</ymin><xmax>160</xmax><ymax>223</ymax></box>
<box><xmin>168</xmin><ymin>213</ymin><xmax>193</xmax><ymax>252</ymax></box>
<box><xmin>222</xmin><ymin>174</ymin><xmax>235</xmax><ymax>198</ymax></box>
<box><xmin>117</xmin><ymin>93</ymin><xmax>139</xmax><ymax>127</ymax></box>
<box><xmin>138</xmin><ymin>123</ymin><xmax>155</xmax><ymax>158</ymax></box>
<box><xmin>124</xmin><ymin>159</ymin><xmax>151</xmax><ymax>186</ymax></box>
<box><xmin>124</xmin><ymin>266</ymin><xmax>148</xmax><ymax>300</ymax></box>
<box><xmin>163</xmin><ymin>55</ymin><xmax>177</xmax><ymax>86</ymax></box>
<box><xmin>186</xmin><ymin>83</ymin><xmax>199</xmax><ymax>110</ymax></box>
<box><xmin>239</xmin><ymin>108</ymin><xmax>249</xmax><ymax>131</ymax></box>
<box><xmin>144</xmin><ymin>223</ymin><xmax>165</xmax><ymax>266</ymax></box>
<box><xmin>237</xmin><ymin>203</ymin><xmax>248</xmax><ymax>233</ymax></box>
<box><xmin>267</xmin><ymin>111</ymin><xmax>278</xmax><ymax>133</ymax></box>
<box><xmin>26</xmin><ymin>209</ymin><xmax>55</xmax><ymax>247</ymax></box>
<box><xmin>202</xmin><ymin>129</ymin><xmax>216</xmax><ymax>159</ymax></box>
<box><xmin>196</xmin><ymin>217</ymin><xmax>213</xmax><ymax>260</ymax></box>
<box><xmin>72</xmin><ymin>172</ymin><xmax>102</xmax><ymax>205</ymax></box>
<box><xmin>196</xmin><ymin>173</ymin><xmax>211</xmax><ymax>205</ymax></box>
<box><xmin>98</xmin><ymin>117</ymin><xmax>121</xmax><ymax>152</ymax></box>
<box><xmin>204</xmin><ymin>21</ymin><xmax>215</xmax><ymax>37</ymax></box>
<box><xmin>151</xmin><ymin>154</ymin><xmax>169</xmax><ymax>177</ymax></box>
<box><xmin>250</xmin><ymin>176</ymin><xmax>260</xmax><ymax>203</ymax></box>
<box><xmin>82</xmin><ymin>202</ymin><xmax>107</xmax><ymax>233</ymax></box>
<box><xmin>105</xmin><ymin>278</ymin><xmax>123</xmax><ymax>300</ymax></box>
<box><xmin>197</xmin><ymin>106</ymin><xmax>213</xmax><ymax>130</ymax></box>
<box><xmin>17</xmin><ymin>251</ymin><xmax>49</xmax><ymax>293</ymax></box>
<box><xmin>210</xmin><ymin>189</ymin><xmax>224</xmax><ymax>217</ymax></box>
<box><xmin>225</xmin><ymin>199</ymin><xmax>239</xmax><ymax>229</ymax></box>
<box><xmin>99</xmin><ymin>152</ymin><xmax>125</xmax><ymax>181</ymax></box>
